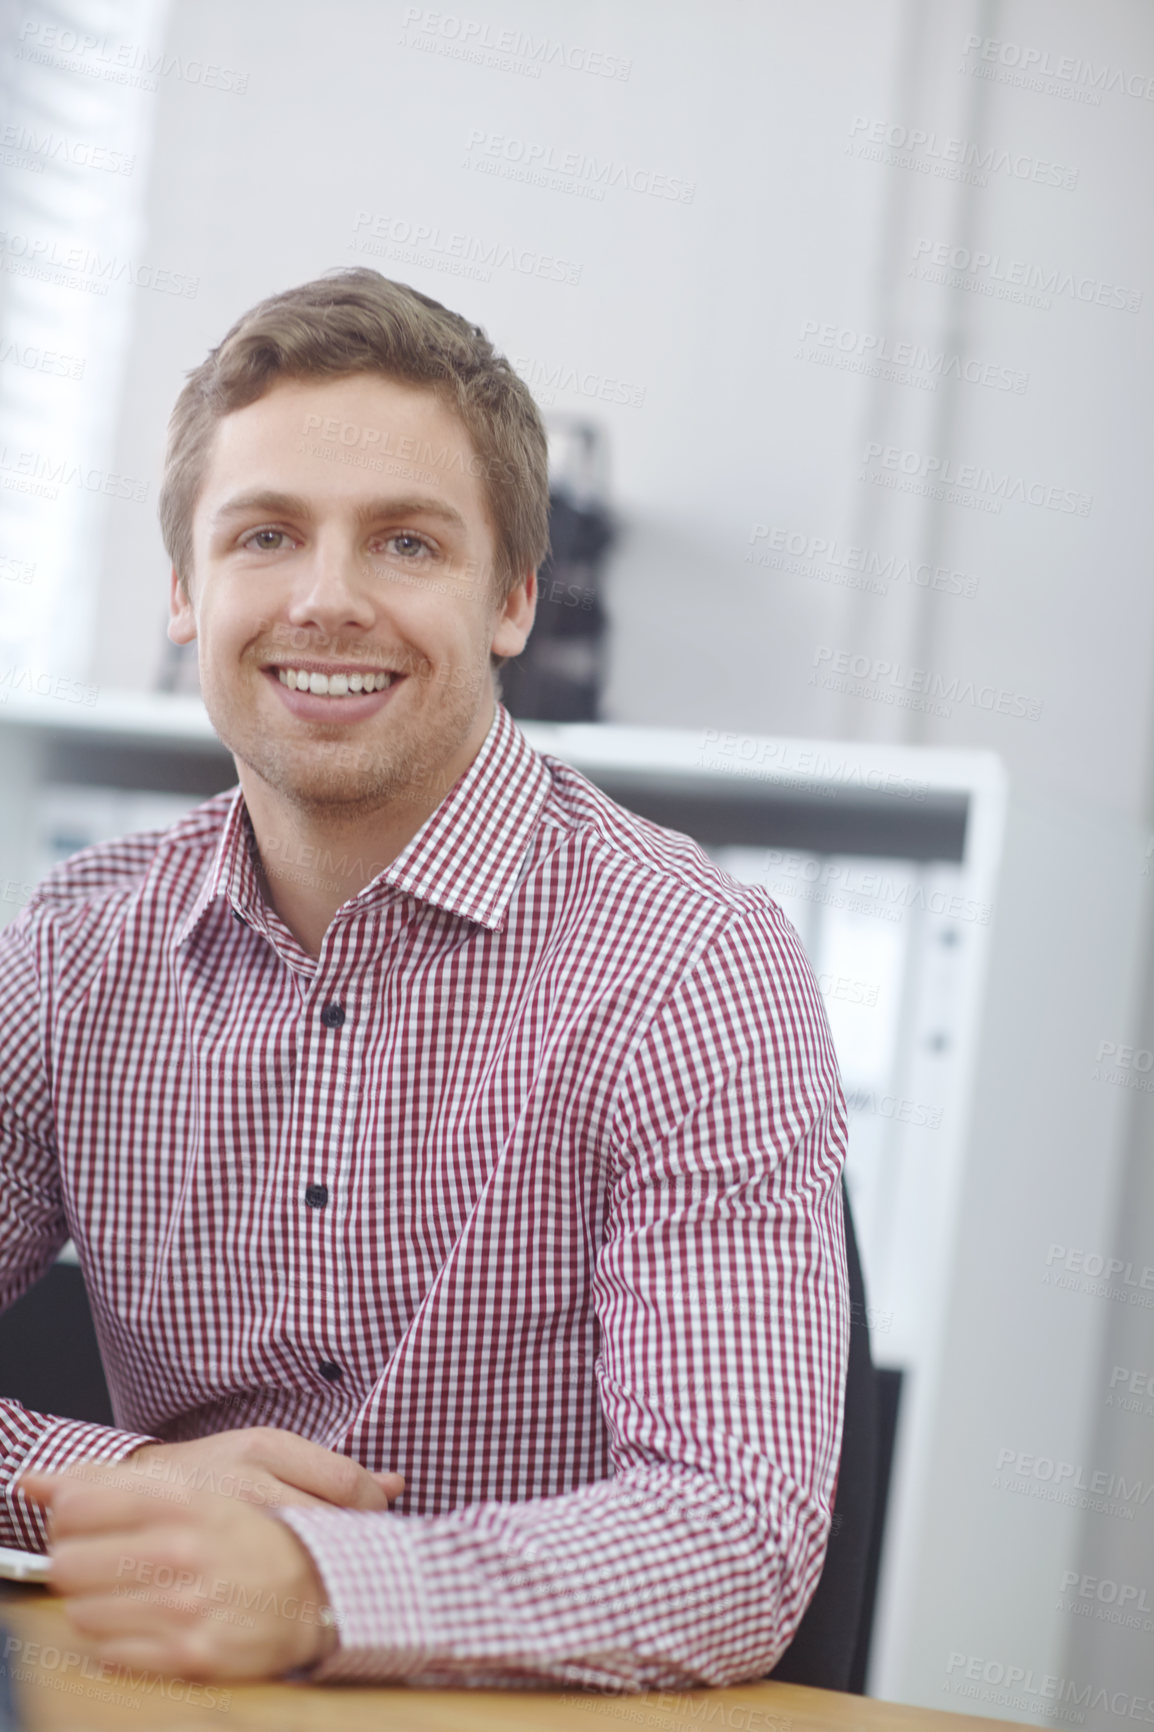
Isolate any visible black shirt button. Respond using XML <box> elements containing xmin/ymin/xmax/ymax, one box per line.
<box><xmin>232</xmin><ymin>908</ymin><xmax>247</xmax><ymax>924</ymax></box>
<box><xmin>319</xmin><ymin>1361</ymin><xmax>343</xmax><ymax>1382</ymax></box>
<box><xmin>305</xmin><ymin>1184</ymin><xmax>329</xmax><ymax>1208</ymax></box>
<box><xmin>320</xmin><ymin>1002</ymin><xmax>346</xmax><ymax>1028</ymax></box>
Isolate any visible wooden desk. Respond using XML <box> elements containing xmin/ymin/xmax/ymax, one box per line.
<box><xmin>0</xmin><ymin>1587</ymin><xmax>1023</xmax><ymax>1730</ymax></box>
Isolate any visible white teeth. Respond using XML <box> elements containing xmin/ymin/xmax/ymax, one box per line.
<box><xmin>276</xmin><ymin>668</ymin><xmax>392</xmax><ymax>696</ymax></box>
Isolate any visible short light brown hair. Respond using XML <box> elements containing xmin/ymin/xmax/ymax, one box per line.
<box><xmin>159</xmin><ymin>268</ymin><xmax>550</xmax><ymax>599</ymax></box>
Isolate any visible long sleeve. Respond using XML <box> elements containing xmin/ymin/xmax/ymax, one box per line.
<box><xmin>0</xmin><ymin>920</ymin><xmax>158</xmax><ymax>1550</ymax></box>
<box><xmin>278</xmin><ymin>897</ymin><xmax>849</xmax><ymax>1690</ymax></box>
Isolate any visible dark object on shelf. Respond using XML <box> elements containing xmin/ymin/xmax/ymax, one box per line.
<box><xmin>500</xmin><ymin>421</ymin><xmax>615</xmax><ymax>723</ymax></box>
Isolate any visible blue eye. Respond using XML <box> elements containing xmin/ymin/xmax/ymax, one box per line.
<box><xmin>244</xmin><ymin>528</ymin><xmax>290</xmax><ymax>551</ymax></box>
<box><xmin>388</xmin><ymin>533</ymin><xmax>432</xmax><ymax>558</ymax></box>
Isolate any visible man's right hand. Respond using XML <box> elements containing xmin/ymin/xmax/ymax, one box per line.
<box><xmin>115</xmin><ymin>1426</ymin><xmax>404</xmax><ymax>1513</ymax></box>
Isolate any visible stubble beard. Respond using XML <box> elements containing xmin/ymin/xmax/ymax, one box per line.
<box><xmin>202</xmin><ymin>661</ymin><xmax>484</xmax><ymax>824</ymax></box>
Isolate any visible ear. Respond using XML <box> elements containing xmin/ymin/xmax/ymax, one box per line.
<box><xmin>490</xmin><ymin>568</ymin><xmax>537</xmax><ymax>660</ymax></box>
<box><xmin>167</xmin><ymin>564</ymin><xmax>197</xmax><ymax>645</ymax></box>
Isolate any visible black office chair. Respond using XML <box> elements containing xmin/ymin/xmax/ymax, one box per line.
<box><xmin>768</xmin><ymin>1177</ymin><xmax>880</xmax><ymax>1690</ymax></box>
<box><xmin>0</xmin><ymin>1260</ymin><xmax>114</xmax><ymax>1428</ymax></box>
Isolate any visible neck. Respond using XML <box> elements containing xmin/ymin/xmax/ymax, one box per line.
<box><xmin>243</xmin><ymin>802</ymin><xmax>430</xmax><ymax>958</ymax></box>
<box><xmin>239</xmin><ymin>720</ymin><xmax>493</xmax><ymax>956</ymax></box>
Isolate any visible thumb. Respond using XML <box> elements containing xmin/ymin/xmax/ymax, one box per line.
<box><xmin>370</xmin><ymin>1471</ymin><xmax>405</xmax><ymax>1501</ymax></box>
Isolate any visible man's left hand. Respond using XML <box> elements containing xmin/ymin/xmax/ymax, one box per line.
<box><xmin>19</xmin><ymin>1464</ymin><xmax>339</xmax><ymax>1681</ymax></box>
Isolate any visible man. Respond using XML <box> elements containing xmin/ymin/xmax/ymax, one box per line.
<box><xmin>3</xmin><ymin>269</ymin><xmax>849</xmax><ymax>1690</ymax></box>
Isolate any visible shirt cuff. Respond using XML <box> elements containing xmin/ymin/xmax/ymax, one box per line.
<box><xmin>274</xmin><ymin>1506</ymin><xmax>432</xmax><ymax>1683</ymax></box>
<box><xmin>6</xmin><ymin>1418</ymin><xmax>159</xmax><ymax>1550</ymax></box>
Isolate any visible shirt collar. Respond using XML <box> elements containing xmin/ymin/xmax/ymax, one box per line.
<box><xmin>178</xmin><ymin>705</ymin><xmax>552</xmax><ymax>945</ymax></box>
<box><xmin>379</xmin><ymin>704</ymin><xmax>551</xmax><ymax>930</ymax></box>
<box><xmin>175</xmin><ymin>784</ymin><xmax>268</xmax><ymax>947</ymax></box>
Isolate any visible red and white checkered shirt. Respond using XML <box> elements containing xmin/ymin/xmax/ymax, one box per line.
<box><xmin>0</xmin><ymin>704</ymin><xmax>848</xmax><ymax>1691</ymax></box>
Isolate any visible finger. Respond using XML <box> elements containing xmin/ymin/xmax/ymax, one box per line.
<box><xmin>57</xmin><ymin>1455</ymin><xmax>330</xmax><ymax>1518</ymax></box>
<box><xmin>81</xmin><ymin>1626</ymin><xmax>258</xmax><ymax>1685</ymax></box>
<box><xmin>23</xmin><ymin>1459</ymin><xmax>192</xmax><ymax>1512</ymax></box>
<box><xmin>34</xmin><ymin>1479</ymin><xmax>197</xmax><ymax>1541</ymax></box>
<box><xmin>64</xmin><ymin>1623</ymin><xmax>221</xmax><ymax>1683</ymax></box>
<box><xmin>70</xmin><ymin>1632</ymin><xmax>179</xmax><ymax>1675</ymax></box>
<box><xmin>245</xmin><ymin>1434</ymin><xmax>392</xmax><ymax>1511</ymax></box>
<box><xmin>50</xmin><ymin>1530</ymin><xmax>197</xmax><ymax>1600</ymax></box>
<box><xmin>51</xmin><ymin>1532</ymin><xmax>129</xmax><ymax>1596</ymax></box>
<box><xmin>64</xmin><ymin>1587</ymin><xmax>200</xmax><ymax>1643</ymax></box>
<box><xmin>14</xmin><ymin>1471</ymin><xmax>59</xmax><ymax>1508</ymax></box>
<box><xmin>239</xmin><ymin>1479</ymin><xmax>358</xmax><ymax>1512</ymax></box>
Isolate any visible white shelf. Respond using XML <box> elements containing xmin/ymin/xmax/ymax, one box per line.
<box><xmin>0</xmin><ymin>686</ymin><xmax>1000</xmax><ymax>799</ymax></box>
<box><xmin>0</xmin><ymin>688</ymin><xmax>217</xmax><ymax>745</ymax></box>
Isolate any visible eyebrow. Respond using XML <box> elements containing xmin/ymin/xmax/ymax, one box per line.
<box><xmin>210</xmin><ymin>489</ymin><xmax>470</xmax><ymax>533</ymax></box>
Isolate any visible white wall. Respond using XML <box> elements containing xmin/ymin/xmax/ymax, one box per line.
<box><xmin>90</xmin><ymin>0</ymin><xmax>1154</xmax><ymax>814</ymax></box>
<box><xmin>4</xmin><ymin>0</ymin><xmax>1154</xmax><ymax>1719</ymax></box>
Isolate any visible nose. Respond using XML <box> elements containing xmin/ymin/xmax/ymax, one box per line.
<box><xmin>285</xmin><ymin>530</ymin><xmax>376</xmax><ymax>634</ymax></box>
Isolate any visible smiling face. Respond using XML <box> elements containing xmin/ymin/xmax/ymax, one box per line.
<box><xmin>168</xmin><ymin>373</ymin><xmax>536</xmax><ymax>822</ymax></box>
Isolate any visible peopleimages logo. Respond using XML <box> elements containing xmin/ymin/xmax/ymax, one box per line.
<box><xmin>861</xmin><ymin>441</ymin><xmax>1092</xmax><ymax>517</ymax></box>
<box><xmin>1</xmin><ymin>1632</ymin><xmax>232</xmax><ymax>1713</ymax></box>
<box><xmin>0</xmin><ymin>666</ymin><xmax>99</xmax><ymax>707</ymax></box>
<box><xmin>0</xmin><ymin>554</ymin><xmax>35</xmax><ymax>585</ymax></box>
<box><xmin>847</xmin><ymin>115</ymin><xmax>1078</xmax><ymax>189</ymax></box>
<box><xmin>795</xmin><ymin>320</ymin><xmax>1028</xmax><ymax>394</ymax></box>
<box><xmin>747</xmin><ymin>522</ymin><xmax>979</xmax><ymax>598</ymax></box>
<box><xmin>14</xmin><ymin>19</ymin><xmax>248</xmax><ymax>92</ymax></box>
<box><xmin>349</xmin><ymin>210</ymin><xmax>582</xmax><ymax>286</ymax></box>
<box><xmin>845</xmin><ymin>1088</ymin><xmax>943</xmax><ymax>1129</ymax></box>
<box><xmin>1093</xmin><ymin>1039</ymin><xmax>1154</xmax><ymax>1094</ymax></box>
<box><xmin>910</xmin><ymin>237</ymin><xmax>1141</xmax><ymax>312</ymax></box>
<box><xmin>0</xmin><ymin>124</ymin><xmax>135</xmax><ymax>175</ymax></box>
<box><xmin>993</xmin><ymin>1447</ymin><xmax>1154</xmax><ymax>1519</ymax></box>
<box><xmin>0</xmin><ymin>231</ymin><xmax>199</xmax><ymax>298</ymax></box>
<box><xmin>1059</xmin><ymin>1569</ymin><xmax>1153</xmax><ymax>1635</ymax></box>
<box><xmin>811</xmin><ymin>645</ymin><xmax>1044</xmax><ymax>722</ymax></box>
<box><xmin>0</xmin><ymin>339</ymin><xmax>84</xmax><ymax>380</ymax></box>
<box><xmin>0</xmin><ymin>444</ymin><xmax>148</xmax><ymax>503</ymax></box>
<box><xmin>757</xmin><ymin>851</ymin><xmax>991</xmax><ymax>927</ymax></box>
<box><xmin>1042</xmin><ymin>1242</ymin><xmax>1154</xmax><ymax>1307</ymax></box>
<box><xmin>945</xmin><ymin>1652</ymin><xmax>1154</xmax><ymax>1724</ymax></box>
<box><xmin>511</xmin><ymin>354</ymin><xmax>645</xmax><ymax>409</ymax></box>
<box><xmin>400</xmin><ymin>8</ymin><xmax>632</xmax><ymax>81</ymax></box>
<box><xmin>1107</xmin><ymin>1366</ymin><xmax>1154</xmax><ymax>1419</ymax></box>
<box><xmin>961</xmin><ymin>33</ymin><xmax>1154</xmax><ymax>102</ymax></box>
<box><xmin>699</xmin><ymin>731</ymin><xmax>930</xmax><ymax>799</ymax></box>
<box><xmin>463</xmin><ymin>130</ymin><xmax>695</xmax><ymax>202</ymax></box>
<box><xmin>816</xmin><ymin>973</ymin><xmax>879</xmax><ymax>1009</ymax></box>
